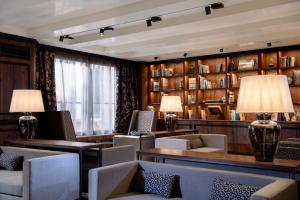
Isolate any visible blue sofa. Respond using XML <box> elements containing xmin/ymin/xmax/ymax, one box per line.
<box><xmin>88</xmin><ymin>161</ymin><xmax>297</xmax><ymax>200</ymax></box>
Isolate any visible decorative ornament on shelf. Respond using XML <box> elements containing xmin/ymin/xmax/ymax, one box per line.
<box><xmin>160</xmin><ymin>96</ymin><xmax>183</xmax><ymax>131</ymax></box>
<box><xmin>237</xmin><ymin>75</ymin><xmax>294</xmax><ymax>161</ymax></box>
<box><xmin>9</xmin><ymin>90</ymin><xmax>45</xmax><ymax>139</ymax></box>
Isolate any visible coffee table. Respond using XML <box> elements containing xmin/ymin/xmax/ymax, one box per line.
<box><xmin>137</xmin><ymin>148</ymin><xmax>300</xmax><ymax>179</ymax></box>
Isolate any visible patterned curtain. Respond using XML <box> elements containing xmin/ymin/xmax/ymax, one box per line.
<box><xmin>114</xmin><ymin>61</ymin><xmax>140</xmax><ymax>133</ymax></box>
<box><xmin>35</xmin><ymin>48</ymin><xmax>57</xmax><ymax>111</ymax></box>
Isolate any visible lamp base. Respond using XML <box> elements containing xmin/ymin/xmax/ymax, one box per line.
<box><xmin>248</xmin><ymin>120</ymin><xmax>281</xmax><ymax>162</ymax></box>
<box><xmin>18</xmin><ymin>115</ymin><xmax>37</xmax><ymax>139</ymax></box>
<box><xmin>164</xmin><ymin>113</ymin><xmax>177</xmax><ymax>132</ymax></box>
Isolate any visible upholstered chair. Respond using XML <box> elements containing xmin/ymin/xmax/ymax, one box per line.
<box><xmin>113</xmin><ymin>110</ymin><xmax>158</xmax><ymax>159</ymax></box>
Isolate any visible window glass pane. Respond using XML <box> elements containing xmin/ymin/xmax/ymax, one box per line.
<box><xmin>55</xmin><ymin>57</ymin><xmax>116</xmax><ymax>135</ymax></box>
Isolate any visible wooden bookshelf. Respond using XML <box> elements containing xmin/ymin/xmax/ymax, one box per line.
<box><xmin>146</xmin><ymin>45</ymin><xmax>300</xmax><ymax>121</ymax></box>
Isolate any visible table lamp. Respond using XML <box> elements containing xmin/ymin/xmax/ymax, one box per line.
<box><xmin>236</xmin><ymin>75</ymin><xmax>294</xmax><ymax>161</ymax></box>
<box><xmin>9</xmin><ymin>90</ymin><xmax>45</xmax><ymax>139</ymax></box>
<box><xmin>160</xmin><ymin>96</ymin><xmax>183</xmax><ymax>131</ymax></box>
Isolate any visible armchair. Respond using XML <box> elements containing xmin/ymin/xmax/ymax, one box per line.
<box><xmin>155</xmin><ymin>134</ymin><xmax>228</xmax><ymax>153</ymax></box>
<box><xmin>113</xmin><ymin>110</ymin><xmax>158</xmax><ymax>159</ymax></box>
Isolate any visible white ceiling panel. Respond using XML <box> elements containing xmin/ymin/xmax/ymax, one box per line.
<box><xmin>0</xmin><ymin>0</ymin><xmax>299</xmax><ymax>61</ymax></box>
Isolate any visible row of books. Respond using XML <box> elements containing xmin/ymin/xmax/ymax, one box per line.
<box><xmin>280</xmin><ymin>56</ymin><xmax>296</xmax><ymax>68</ymax></box>
<box><xmin>152</xmin><ymin>79</ymin><xmax>184</xmax><ymax>91</ymax></box>
<box><xmin>198</xmin><ymin>64</ymin><xmax>226</xmax><ymax>74</ymax></box>
<box><xmin>199</xmin><ymin>76</ymin><xmax>228</xmax><ymax>89</ymax></box>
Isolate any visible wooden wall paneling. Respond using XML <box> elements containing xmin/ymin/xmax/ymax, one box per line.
<box><xmin>0</xmin><ymin>113</ymin><xmax>20</xmax><ymax>145</ymax></box>
<box><xmin>0</xmin><ymin>63</ymin><xmax>14</xmax><ymax>112</ymax></box>
<box><xmin>0</xmin><ymin>35</ymin><xmax>36</xmax><ymax>144</ymax></box>
<box><xmin>141</xmin><ymin>63</ymin><xmax>148</xmax><ymax>110</ymax></box>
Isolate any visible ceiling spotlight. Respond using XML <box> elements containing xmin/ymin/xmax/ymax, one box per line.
<box><xmin>211</xmin><ymin>2</ymin><xmax>224</xmax><ymax>9</ymax></box>
<box><xmin>267</xmin><ymin>42</ymin><xmax>272</xmax><ymax>47</ymax></box>
<box><xmin>59</xmin><ymin>35</ymin><xmax>74</xmax><ymax>42</ymax></box>
<box><xmin>183</xmin><ymin>53</ymin><xmax>188</xmax><ymax>57</ymax></box>
<box><xmin>100</xmin><ymin>28</ymin><xmax>104</xmax><ymax>36</ymax></box>
<box><xmin>205</xmin><ymin>2</ymin><xmax>224</xmax><ymax>15</ymax></box>
<box><xmin>205</xmin><ymin>6</ymin><xmax>211</xmax><ymax>15</ymax></box>
<box><xmin>154</xmin><ymin>56</ymin><xmax>158</xmax><ymax>60</ymax></box>
<box><xmin>220</xmin><ymin>48</ymin><xmax>224</xmax><ymax>53</ymax></box>
<box><xmin>146</xmin><ymin>19</ymin><xmax>152</xmax><ymax>27</ymax></box>
<box><xmin>99</xmin><ymin>26</ymin><xmax>114</xmax><ymax>36</ymax></box>
<box><xmin>146</xmin><ymin>16</ymin><xmax>162</xmax><ymax>27</ymax></box>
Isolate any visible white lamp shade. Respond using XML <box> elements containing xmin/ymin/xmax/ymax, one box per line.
<box><xmin>236</xmin><ymin>75</ymin><xmax>294</xmax><ymax>113</ymax></box>
<box><xmin>9</xmin><ymin>90</ymin><xmax>45</xmax><ymax>112</ymax></box>
<box><xmin>160</xmin><ymin>96</ymin><xmax>183</xmax><ymax>112</ymax></box>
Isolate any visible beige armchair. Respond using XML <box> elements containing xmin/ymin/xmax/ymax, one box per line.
<box><xmin>113</xmin><ymin>110</ymin><xmax>158</xmax><ymax>159</ymax></box>
<box><xmin>155</xmin><ymin>134</ymin><xmax>228</xmax><ymax>153</ymax></box>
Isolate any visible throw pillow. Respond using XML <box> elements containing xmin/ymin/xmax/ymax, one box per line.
<box><xmin>209</xmin><ymin>178</ymin><xmax>260</xmax><ymax>200</ymax></box>
<box><xmin>0</xmin><ymin>152</ymin><xmax>24</xmax><ymax>171</ymax></box>
<box><xmin>144</xmin><ymin>171</ymin><xmax>176</xmax><ymax>198</ymax></box>
<box><xmin>190</xmin><ymin>137</ymin><xmax>204</xmax><ymax>149</ymax></box>
<box><xmin>132</xmin><ymin>170</ymin><xmax>177</xmax><ymax>198</ymax></box>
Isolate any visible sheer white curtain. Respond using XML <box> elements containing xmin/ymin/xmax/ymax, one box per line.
<box><xmin>55</xmin><ymin>54</ymin><xmax>116</xmax><ymax>135</ymax></box>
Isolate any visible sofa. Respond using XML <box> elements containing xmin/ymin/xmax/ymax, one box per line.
<box><xmin>155</xmin><ymin>134</ymin><xmax>227</xmax><ymax>153</ymax></box>
<box><xmin>88</xmin><ymin>161</ymin><xmax>297</xmax><ymax>200</ymax></box>
<box><xmin>0</xmin><ymin>146</ymin><xmax>79</xmax><ymax>200</ymax></box>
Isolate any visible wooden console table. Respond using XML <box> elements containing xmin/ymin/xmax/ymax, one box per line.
<box><xmin>137</xmin><ymin>148</ymin><xmax>300</xmax><ymax>179</ymax></box>
<box><xmin>5</xmin><ymin>139</ymin><xmax>106</xmax><ymax>198</ymax></box>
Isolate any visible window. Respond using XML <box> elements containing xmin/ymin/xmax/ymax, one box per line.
<box><xmin>55</xmin><ymin>55</ymin><xmax>116</xmax><ymax>135</ymax></box>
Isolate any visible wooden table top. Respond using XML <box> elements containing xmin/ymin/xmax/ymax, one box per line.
<box><xmin>5</xmin><ymin>139</ymin><xmax>104</xmax><ymax>150</ymax></box>
<box><xmin>141</xmin><ymin>129</ymin><xmax>198</xmax><ymax>138</ymax></box>
<box><xmin>137</xmin><ymin>148</ymin><xmax>300</xmax><ymax>171</ymax></box>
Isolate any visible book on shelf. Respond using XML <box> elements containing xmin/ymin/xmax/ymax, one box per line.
<box><xmin>153</xmin><ymin>81</ymin><xmax>160</xmax><ymax>91</ymax></box>
<box><xmin>189</xmin><ymin>77</ymin><xmax>197</xmax><ymax>90</ymax></box>
<box><xmin>280</xmin><ymin>56</ymin><xmax>296</xmax><ymax>68</ymax></box>
<box><xmin>216</xmin><ymin>76</ymin><xmax>227</xmax><ymax>88</ymax></box>
<box><xmin>199</xmin><ymin>64</ymin><xmax>210</xmax><ymax>74</ymax></box>
<box><xmin>162</xmin><ymin>78</ymin><xmax>168</xmax><ymax>90</ymax></box>
<box><xmin>230</xmin><ymin>110</ymin><xmax>240</xmax><ymax>121</ymax></box>
<box><xmin>151</xmin><ymin>69</ymin><xmax>160</xmax><ymax>77</ymax></box>
<box><xmin>187</xmin><ymin>94</ymin><xmax>196</xmax><ymax>104</ymax></box>
<box><xmin>199</xmin><ymin>76</ymin><xmax>212</xmax><ymax>89</ymax></box>
<box><xmin>215</xmin><ymin>64</ymin><xmax>225</xmax><ymax>73</ymax></box>
<box><xmin>230</xmin><ymin>73</ymin><xmax>238</xmax><ymax>88</ymax></box>
<box><xmin>293</xmin><ymin>70</ymin><xmax>300</xmax><ymax>85</ymax></box>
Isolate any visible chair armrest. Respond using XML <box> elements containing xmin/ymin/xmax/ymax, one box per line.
<box><xmin>251</xmin><ymin>180</ymin><xmax>297</xmax><ymax>200</ymax></box>
<box><xmin>199</xmin><ymin>134</ymin><xmax>228</xmax><ymax>152</ymax></box>
<box><xmin>23</xmin><ymin>153</ymin><xmax>79</xmax><ymax>200</ymax></box>
<box><xmin>89</xmin><ymin>161</ymin><xmax>139</xmax><ymax>200</ymax></box>
<box><xmin>101</xmin><ymin>145</ymin><xmax>135</xmax><ymax>166</ymax></box>
<box><xmin>155</xmin><ymin>138</ymin><xmax>190</xmax><ymax>150</ymax></box>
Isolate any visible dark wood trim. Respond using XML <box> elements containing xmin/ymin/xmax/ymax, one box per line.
<box><xmin>38</xmin><ymin>44</ymin><xmax>141</xmax><ymax>64</ymax></box>
<box><xmin>0</xmin><ymin>32</ymin><xmax>38</xmax><ymax>44</ymax></box>
<box><xmin>148</xmin><ymin>44</ymin><xmax>300</xmax><ymax>64</ymax></box>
